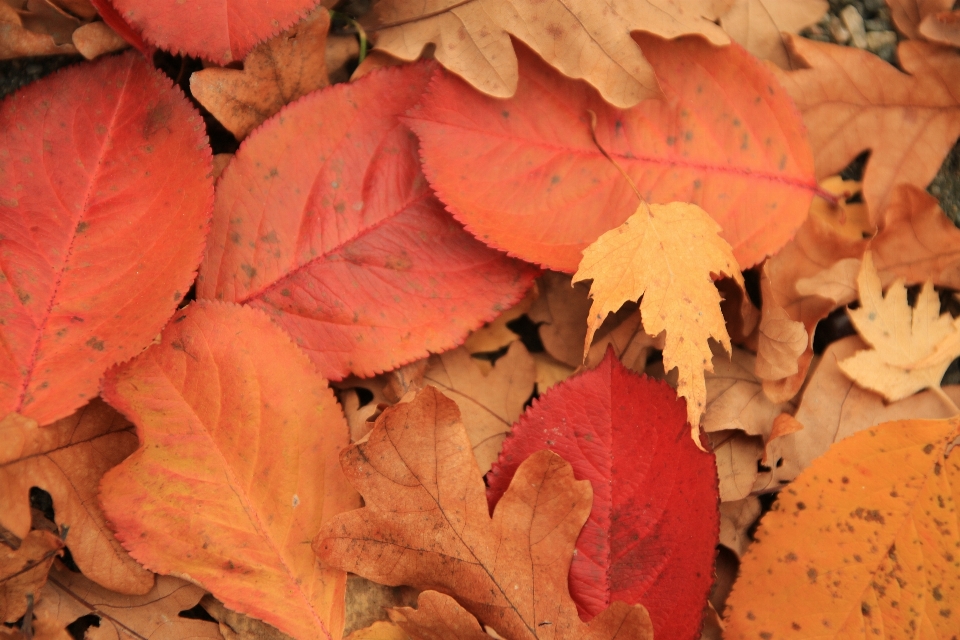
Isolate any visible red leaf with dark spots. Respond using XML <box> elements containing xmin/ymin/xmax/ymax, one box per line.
<box><xmin>487</xmin><ymin>349</ymin><xmax>720</xmax><ymax>639</ymax></box>
<box><xmin>197</xmin><ymin>63</ymin><xmax>536</xmax><ymax>381</ymax></box>
<box><xmin>0</xmin><ymin>52</ymin><xmax>213</xmax><ymax>426</ymax></box>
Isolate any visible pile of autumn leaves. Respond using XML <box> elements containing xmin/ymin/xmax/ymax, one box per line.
<box><xmin>3</xmin><ymin>0</ymin><xmax>960</xmax><ymax>639</ymax></box>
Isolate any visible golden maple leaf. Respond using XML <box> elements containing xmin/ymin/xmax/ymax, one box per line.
<box><xmin>840</xmin><ymin>251</ymin><xmax>960</xmax><ymax>406</ymax></box>
<box><xmin>573</xmin><ymin>200</ymin><xmax>742</xmax><ymax>440</ymax></box>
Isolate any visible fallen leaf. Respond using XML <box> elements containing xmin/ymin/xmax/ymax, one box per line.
<box><xmin>532</xmin><ymin>353</ymin><xmax>576</xmax><ymax>394</ymax></box>
<box><xmin>346</xmin><ymin>621</ymin><xmax>409</xmax><ymax>640</ymax></box>
<box><xmin>462</xmin><ymin>286</ymin><xmax>535</xmax><ymax>355</ymax></box>
<box><xmin>109</xmin><ymin>0</ymin><xmax>320</xmax><ymax>62</ymax></box>
<box><xmin>774</xmin><ymin>336</ymin><xmax>960</xmax><ymax>483</ymax></box>
<box><xmin>363</xmin><ymin>0</ymin><xmax>727</xmax><ymax>108</ymax></box>
<box><xmin>886</xmin><ymin>0</ymin><xmax>952</xmax><ymax>39</ymax></box>
<box><xmin>574</xmin><ymin>201</ymin><xmax>742</xmax><ymax>433</ymax></box>
<box><xmin>0</xmin><ymin>51</ymin><xmax>213</xmax><ymax>427</ymax></box>
<box><xmin>87</xmin><ymin>0</ymin><xmax>150</xmax><ymax>56</ymax></box>
<box><xmin>0</xmin><ymin>530</ymin><xmax>62</xmax><ymax>623</ymax></box>
<box><xmin>190</xmin><ymin>8</ymin><xmax>331</xmax><ymax>140</ymax></box>
<box><xmin>771</xmin><ymin>35</ymin><xmax>960</xmax><ymax>221</ymax></box>
<box><xmin>200</xmin><ymin>595</ymin><xmax>292</xmax><ymax>640</ymax></box>
<box><xmin>387</xmin><ymin>592</ymin><xmax>489</xmax><ymax>640</ymax></box>
<box><xmin>839</xmin><ymin>252</ymin><xmax>960</xmax><ymax>402</ymax></box>
<box><xmin>71</xmin><ymin>19</ymin><xmax>127</xmax><ymax>58</ymax></box>
<box><xmin>724</xmin><ymin>417</ymin><xmax>960</xmax><ymax>636</ymax></box>
<box><xmin>486</xmin><ymin>350</ymin><xmax>720</xmax><ymax>639</ymax></box>
<box><xmin>406</xmin><ymin>34</ymin><xmax>817</xmax><ymax>272</ymax></box>
<box><xmin>197</xmin><ymin>62</ymin><xmax>536</xmax><ymax>381</ymax></box>
<box><xmin>0</xmin><ymin>2</ymin><xmax>76</xmax><ymax>57</ymax></box>
<box><xmin>35</xmin><ymin>566</ymin><xmax>222</xmax><ymax>640</ymax></box>
<box><xmin>0</xmin><ymin>400</ymin><xmax>152</xmax><ymax>594</ymax></box>
<box><xmin>315</xmin><ymin>386</ymin><xmax>654</xmax><ymax>640</ymax></box>
<box><xmin>0</xmin><ymin>608</ymin><xmax>70</xmax><ymax>640</ymax></box>
<box><xmin>342</xmin><ymin>575</ymin><xmax>418</xmax><ymax>639</ymax></box>
<box><xmin>920</xmin><ymin>9</ymin><xmax>960</xmax><ymax>46</ymax></box>
<box><xmin>719</xmin><ymin>497</ymin><xmax>761</xmax><ymax>557</ymax></box>
<box><xmin>49</xmin><ymin>0</ymin><xmax>97</xmax><ymax>20</ymax></box>
<box><xmin>527</xmin><ymin>272</ymin><xmax>592</xmax><ymax>368</ymax></box>
<box><xmin>422</xmin><ymin>342</ymin><xmax>536</xmax><ymax>474</ymax></box>
<box><xmin>16</xmin><ymin>0</ymin><xmax>80</xmax><ymax>44</ymax></box>
<box><xmin>710</xmin><ymin>0</ymin><xmax>827</xmax><ymax>67</ymax></box>
<box><xmin>99</xmin><ymin>302</ymin><xmax>359</xmax><ymax>640</ymax></box>
<box><xmin>708</xmin><ymin>429</ymin><xmax>767</xmax><ymax>503</ymax></box>
<box><xmin>583</xmin><ymin>311</ymin><xmax>662</xmax><ymax>374</ymax></box>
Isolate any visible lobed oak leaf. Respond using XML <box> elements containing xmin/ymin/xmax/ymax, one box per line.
<box><xmin>387</xmin><ymin>591</ymin><xmax>490</xmax><ymax>640</ymax></box>
<box><xmin>0</xmin><ymin>530</ymin><xmax>62</xmax><ymax>623</ymax></box>
<box><xmin>0</xmin><ymin>51</ymin><xmax>213</xmax><ymax>427</ymax></box>
<box><xmin>574</xmin><ymin>201</ymin><xmax>742</xmax><ymax>433</ymax></box>
<box><xmin>839</xmin><ymin>252</ymin><xmax>960</xmax><ymax>402</ymax></box>
<box><xmin>190</xmin><ymin>7</ymin><xmax>331</xmax><ymax>141</ymax></box>
<box><xmin>770</xmin><ymin>336</ymin><xmax>960</xmax><ymax>484</ymax></box>
<box><xmin>708</xmin><ymin>0</ymin><xmax>827</xmax><ymax>67</ymax></box>
<box><xmin>0</xmin><ymin>400</ymin><xmax>152</xmax><ymax>595</ymax></box>
<box><xmin>771</xmin><ymin>35</ymin><xmax>960</xmax><ymax>222</ymax></box>
<box><xmin>724</xmin><ymin>417</ymin><xmax>960</xmax><ymax>637</ymax></box>
<box><xmin>408</xmin><ymin>35</ymin><xmax>817</xmax><ymax>273</ymax></box>
<box><xmin>108</xmin><ymin>0</ymin><xmax>321</xmax><ymax>62</ymax></box>
<box><xmin>99</xmin><ymin>302</ymin><xmax>359</xmax><ymax>640</ymax></box>
<box><xmin>362</xmin><ymin>0</ymin><xmax>727</xmax><ymax>109</ymax></box>
<box><xmin>197</xmin><ymin>62</ymin><xmax>536</xmax><ymax>381</ymax></box>
<box><xmin>486</xmin><ymin>350</ymin><xmax>720</xmax><ymax>640</ymax></box>
<box><xmin>34</xmin><ymin>566</ymin><xmax>222</xmax><ymax>640</ymax></box>
<box><xmin>315</xmin><ymin>386</ymin><xmax>654</xmax><ymax>640</ymax></box>
<box><xmin>920</xmin><ymin>9</ymin><xmax>960</xmax><ymax>46</ymax></box>
<box><xmin>886</xmin><ymin>0</ymin><xmax>952</xmax><ymax>40</ymax></box>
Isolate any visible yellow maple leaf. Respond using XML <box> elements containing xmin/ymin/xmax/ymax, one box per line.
<box><xmin>840</xmin><ymin>251</ymin><xmax>960</xmax><ymax>406</ymax></box>
<box><xmin>573</xmin><ymin>201</ymin><xmax>743</xmax><ymax>440</ymax></box>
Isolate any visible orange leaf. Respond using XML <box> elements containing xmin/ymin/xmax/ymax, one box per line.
<box><xmin>771</xmin><ymin>35</ymin><xmax>960</xmax><ymax>221</ymax></box>
<box><xmin>0</xmin><ymin>401</ymin><xmax>151</xmax><ymax>594</ymax></box>
<box><xmin>190</xmin><ymin>8</ymin><xmax>331</xmax><ymax>140</ymax></box>
<box><xmin>0</xmin><ymin>530</ymin><xmax>62</xmax><ymax>623</ymax></box>
<box><xmin>724</xmin><ymin>417</ymin><xmax>960</xmax><ymax>636</ymax></box>
<box><xmin>886</xmin><ymin>0</ymin><xmax>952</xmax><ymax>39</ymax></box>
<box><xmin>315</xmin><ymin>387</ymin><xmax>654</xmax><ymax>640</ymax></box>
<box><xmin>99</xmin><ymin>302</ymin><xmax>358</xmax><ymax>640</ymax></box>
<box><xmin>574</xmin><ymin>201</ymin><xmax>742</xmax><ymax>435</ymax></box>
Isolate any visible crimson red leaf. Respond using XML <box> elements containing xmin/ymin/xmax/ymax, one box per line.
<box><xmin>0</xmin><ymin>52</ymin><xmax>213</xmax><ymax>426</ymax></box>
<box><xmin>109</xmin><ymin>0</ymin><xmax>322</xmax><ymax>62</ymax></box>
<box><xmin>197</xmin><ymin>63</ymin><xmax>537</xmax><ymax>381</ymax></box>
<box><xmin>88</xmin><ymin>0</ymin><xmax>152</xmax><ymax>57</ymax></box>
<box><xmin>406</xmin><ymin>35</ymin><xmax>817</xmax><ymax>272</ymax></box>
<box><xmin>486</xmin><ymin>349</ymin><xmax>720</xmax><ymax>639</ymax></box>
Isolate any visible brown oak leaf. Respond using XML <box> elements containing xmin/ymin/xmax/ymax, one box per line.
<box><xmin>1</xmin><ymin>530</ymin><xmax>62</xmax><ymax>623</ymax></box>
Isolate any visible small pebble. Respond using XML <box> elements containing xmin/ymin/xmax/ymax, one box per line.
<box><xmin>863</xmin><ymin>0</ymin><xmax>886</xmax><ymax>14</ymax></box>
<box><xmin>829</xmin><ymin>16</ymin><xmax>852</xmax><ymax>44</ymax></box>
<box><xmin>866</xmin><ymin>30</ymin><xmax>897</xmax><ymax>52</ymax></box>
<box><xmin>864</xmin><ymin>18</ymin><xmax>886</xmax><ymax>31</ymax></box>
<box><xmin>841</xmin><ymin>5</ymin><xmax>869</xmax><ymax>48</ymax></box>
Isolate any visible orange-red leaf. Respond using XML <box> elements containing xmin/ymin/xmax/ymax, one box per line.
<box><xmin>99</xmin><ymin>301</ymin><xmax>358</xmax><ymax>640</ymax></box>
<box><xmin>0</xmin><ymin>51</ymin><xmax>213</xmax><ymax>427</ymax></box>
<box><xmin>406</xmin><ymin>35</ymin><xmax>817</xmax><ymax>272</ymax></box>
<box><xmin>108</xmin><ymin>0</ymin><xmax>319</xmax><ymax>62</ymax></box>
<box><xmin>197</xmin><ymin>63</ymin><xmax>536</xmax><ymax>381</ymax></box>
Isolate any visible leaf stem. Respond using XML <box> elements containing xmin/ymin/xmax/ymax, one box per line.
<box><xmin>586</xmin><ymin>110</ymin><xmax>645</xmax><ymax>203</ymax></box>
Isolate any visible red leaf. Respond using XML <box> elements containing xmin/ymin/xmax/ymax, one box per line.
<box><xmin>109</xmin><ymin>0</ymin><xmax>322</xmax><ymax>62</ymax></box>
<box><xmin>0</xmin><ymin>52</ymin><xmax>213</xmax><ymax>426</ymax></box>
<box><xmin>486</xmin><ymin>349</ymin><xmax>720</xmax><ymax>640</ymax></box>
<box><xmin>88</xmin><ymin>0</ymin><xmax>152</xmax><ymax>57</ymax></box>
<box><xmin>197</xmin><ymin>63</ymin><xmax>537</xmax><ymax>381</ymax></box>
<box><xmin>406</xmin><ymin>35</ymin><xmax>817</xmax><ymax>272</ymax></box>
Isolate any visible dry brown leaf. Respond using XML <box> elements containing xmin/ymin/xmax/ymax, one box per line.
<box><xmin>71</xmin><ymin>20</ymin><xmax>125</xmax><ymax>59</ymax></box>
<box><xmin>388</xmin><ymin>592</ymin><xmax>491</xmax><ymax>640</ymax></box>
<box><xmin>200</xmin><ymin>595</ymin><xmax>292</xmax><ymax>640</ymax></box>
<box><xmin>719</xmin><ymin>497</ymin><xmax>761</xmax><ymax>557</ymax></box>
<box><xmin>583</xmin><ymin>311</ymin><xmax>663</xmax><ymax>374</ymax></box>
<box><xmin>709</xmin><ymin>0</ymin><xmax>827</xmax><ymax>67</ymax></box>
<box><xmin>772</xmin><ymin>35</ymin><xmax>960</xmax><ymax>222</ymax></box>
<box><xmin>575</xmin><ymin>201</ymin><xmax>743</xmax><ymax>436</ymax></box>
<box><xmin>422</xmin><ymin>342</ymin><xmax>536</xmax><ymax>474</ymax></box>
<box><xmin>362</xmin><ymin>0</ymin><xmax>727</xmax><ymax>108</ymax></box>
<box><xmin>0</xmin><ymin>2</ymin><xmax>75</xmax><ymax>58</ymax></box>
<box><xmin>532</xmin><ymin>352</ymin><xmax>575</xmax><ymax>394</ymax></box>
<box><xmin>342</xmin><ymin>575</ymin><xmax>419</xmax><ymax>639</ymax></box>
<box><xmin>0</xmin><ymin>400</ymin><xmax>152</xmax><ymax>595</ymax></box>
<box><xmin>17</xmin><ymin>0</ymin><xmax>78</xmax><ymax>43</ymax></box>
<box><xmin>920</xmin><ymin>9</ymin><xmax>960</xmax><ymax>46</ymax></box>
<box><xmin>1</xmin><ymin>530</ymin><xmax>62</xmax><ymax>623</ymax></box>
<box><xmin>840</xmin><ymin>251</ymin><xmax>960</xmax><ymax>402</ymax></box>
<box><xmin>527</xmin><ymin>272</ymin><xmax>592</xmax><ymax>368</ymax></box>
<box><xmin>346</xmin><ymin>621</ymin><xmax>410</xmax><ymax>640</ymax></box>
<box><xmin>350</xmin><ymin>49</ymin><xmax>406</xmax><ymax>82</ymax></box>
<box><xmin>771</xmin><ymin>336</ymin><xmax>960</xmax><ymax>484</ymax></box>
<box><xmin>886</xmin><ymin>0</ymin><xmax>952</xmax><ymax>39</ymax></box>
<box><xmin>190</xmin><ymin>8</ymin><xmax>331</xmax><ymax>140</ymax></box>
<box><xmin>325</xmin><ymin>34</ymin><xmax>360</xmax><ymax>83</ymax></box>
<box><xmin>0</xmin><ymin>609</ymin><xmax>71</xmax><ymax>640</ymax></box>
<box><xmin>462</xmin><ymin>286</ymin><xmax>536</xmax><ymax>355</ymax></box>
<box><xmin>315</xmin><ymin>387</ymin><xmax>654</xmax><ymax>640</ymax></box>
<box><xmin>35</xmin><ymin>566</ymin><xmax>222</xmax><ymax>640</ymax></box>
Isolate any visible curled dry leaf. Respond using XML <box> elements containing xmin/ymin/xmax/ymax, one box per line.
<box><xmin>486</xmin><ymin>350</ymin><xmax>720</xmax><ymax>640</ymax></box>
<box><xmin>0</xmin><ymin>400</ymin><xmax>152</xmax><ymax>594</ymax></box>
<box><xmin>388</xmin><ymin>591</ymin><xmax>490</xmax><ymax>640</ymax></box>
<box><xmin>315</xmin><ymin>386</ymin><xmax>654</xmax><ymax>640</ymax></box>
<box><xmin>840</xmin><ymin>252</ymin><xmax>960</xmax><ymax>402</ymax></box>
<box><xmin>71</xmin><ymin>20</ymin><xmax>128</xmax><ymax>59</ymax></box>
<box><xmin>0</xmin><ymin>530</ymin><xmax>62</xmax><ymax>623</ymax></box>
<box><xmin>87</xmin><ymin>0</ymin><xmax>150</xmax><ymax>56</ymax></box>
<box><xmin>886</xmin><ymin>0</ymin><xmax>952</xmax><ymax>39</ymax></box>
<box><xmin>772</xmin><ymin>35</ymin><xmax>960</xmax><ymax>221</ymax></box>
<box><xmin>0</xmin><ymin>2</ymin><xmax>76</xmax><ymax>57</ymax></box>
<box><xmin>719</xmin><ymin>497</ymin><xmax>762</xmax><ymax>557</ymax></box>
<box><xmin>407</xmin><ymin>34</ymin><xmax>817</xmax><ymax>272</ymax></box>
<box><xmin>462</xmin><ymin>287</ymin><xmax>535</xmax><ymax>356</ymax></box>
<box><xmin>583</xmin><ymin>311</ymin><xmax>662</xmax><ymax>374</ymax></box>
<box><xmin>35</xmin><ymin>566</ymin><xmax>222</xmax><ymax>640</ymax></box>
<box><xmin>109</xmin><ymin>0</ymin><xmax>320</xmax><ymax>62</ymax></box>
<box><xmin>575</xmin><ymin>201</ymin><xmax>742</xmax><ymax>434</ymax></box>
<box><xmin>0</xmin><ymin>51</ymin><xmax>213</xmax><ymax>427</ymax></box>
<box><xmin>99</xmin><ymin>302</ymin><xmax>358</xmax><ymax>640</ymax></box>
<box><xmin>190</xmin><ymin>8</ymin><xmax>331</xmax><ymax>140</ymax></box>
<box><xmin>725</xmin><ymin>417</ymin><xmax>960</xmax><ymax>637</ymax></box>
<box><xmin>197</xmin><ymin>62</ymin><xmax>536</xmax><ymax>381</ymax></box>
<box><xmin>527</xmin><ymin>272</ymin><xmax>592</xmax><ymax>368</ymax></box>
<box><xmin>363</xmin><ymin>0</ymin><xmax>727</xmax><ymax>108</ymax></box>
<box><xmin>709</xmin><ymin>0</ymin><xmax>827</xmax><ymax>67</ymax></box>
<box><xmin>920</xmin><ymin>9</ymin><xmax>960</xmax><ymax>46</ymax></box>
<box><xmin>345</xmin><ymin>621</ymin><xmax>409</xmax><ymax>640</ymax></box>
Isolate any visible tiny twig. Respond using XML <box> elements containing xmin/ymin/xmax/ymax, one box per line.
<box><xmin>330</xmin><ymin>11</ymin><xmax>368</xmax><ymax>63</ymax></box>
<box><xmin>586</xmin><ymin>110</ymin><xmax>644</xmax><ymax>203</ymax></box>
